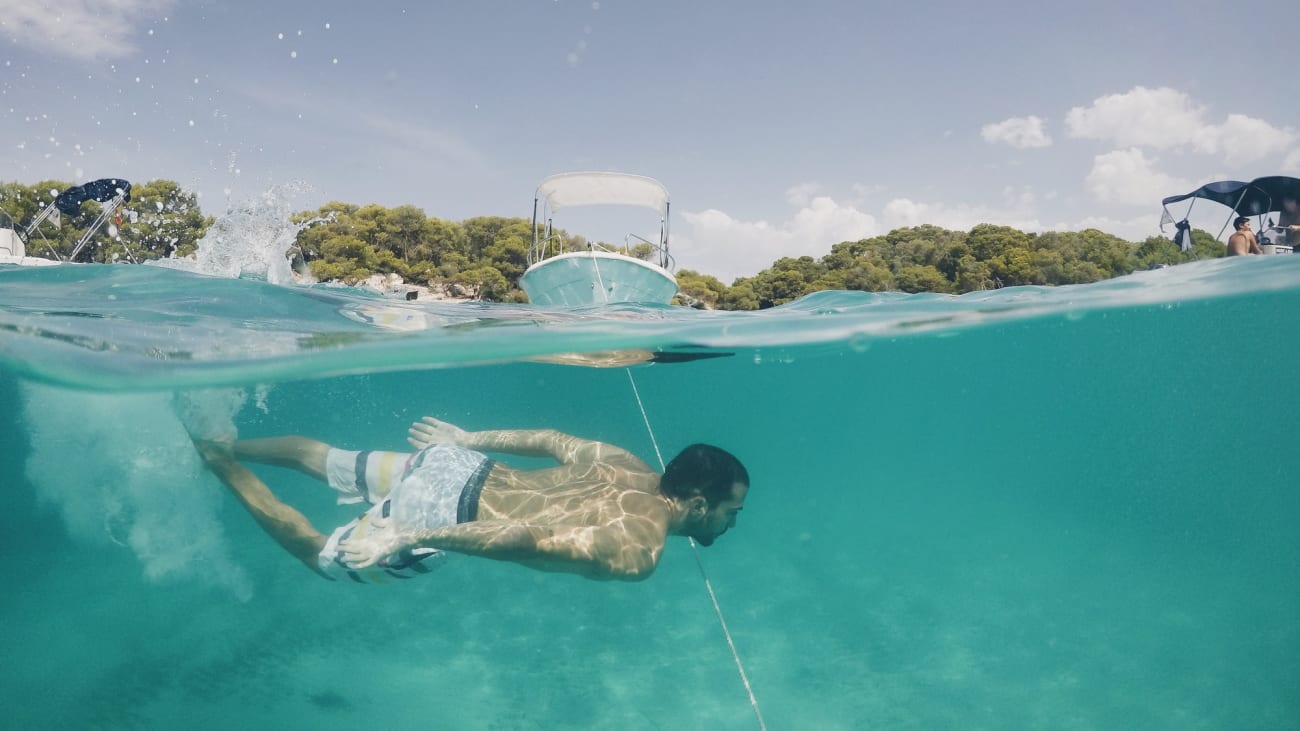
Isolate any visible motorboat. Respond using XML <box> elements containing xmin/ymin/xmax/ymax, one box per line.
<box><xmin>0</xmin><ymin>178</ymin><xmax>133</xmax><ymax>266</ymax></box>
<box><xmin>1160</xmin><ymin>175</ymin><xmax>1300</xmax><ymax>254</ymax></box>
<box><xmin>521</xmin><ymin>171</ymin><xmax>678</xmax><ymax>306</ymax></box>
<box><xmin>0</xmin><ymin>208</ymin><xmax>59</xmax><ymax>266</ymax></box>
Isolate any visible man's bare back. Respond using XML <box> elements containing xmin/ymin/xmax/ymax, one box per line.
<box><xmin>194</xmin><ymin>416</ymin><xmax>749</xmax><ymax>583</ymax></box>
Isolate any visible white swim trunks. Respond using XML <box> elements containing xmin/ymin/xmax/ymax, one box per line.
<box><xmin>318</xmin><ymin>443</ymin><xmax>494</xmax><ymax>583</ymax></box>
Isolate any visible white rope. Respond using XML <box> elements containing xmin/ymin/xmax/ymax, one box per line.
<box><xmin>592</xmin><ymin>251</ymin><xmax>610</xmax><ymax>305</ymax></box>
<box><xmin>625</xmin><ymin>369</ymin><xmax>768</xmax><ymax>731</ymax></box>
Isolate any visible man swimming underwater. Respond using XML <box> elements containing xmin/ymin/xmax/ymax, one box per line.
<box><xmin>194</xmin><ymin>416</ymin><xmax>748</xmax><ymax>583</ymax></box>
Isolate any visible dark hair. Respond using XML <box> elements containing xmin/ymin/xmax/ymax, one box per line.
<box><xmin>1234</xmin><ymin>216</ymin><xmax>1251</xmax><ymax>229</ymax></box>
<box><xmin>660</xmin><ymin>444</ymin><xmax>748</xmax><ymax>505</ymax></box>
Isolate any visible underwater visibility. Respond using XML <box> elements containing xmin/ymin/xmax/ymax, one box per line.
<box><xmin>1</xmin><ymin>199</ymin><xmax>1298</xmax><ymax>729</ymax></box>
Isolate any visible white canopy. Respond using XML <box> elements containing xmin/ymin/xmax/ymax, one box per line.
<box><xmin>536</xmin><ymin>171</ymin><xmax>669</xmax><ymax>213</ymax></box>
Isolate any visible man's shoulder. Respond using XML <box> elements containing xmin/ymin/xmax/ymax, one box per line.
<box><xmin>610</xmin><ymin>488</ymin><xmax>672</xmax><ymax>530</ymax></box>
<box><xmin>587</xmin><ymin>450</ymin><xmax>656</xmax><ymax>473</ymax></box>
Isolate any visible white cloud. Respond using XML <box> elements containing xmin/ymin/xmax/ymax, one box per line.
<box><xmin>981</xmin><ymin>115</ymin><xmax>1052</xmax><ymax>149</ymax></box>
<box><xmin>1284</xmin><ymin>148</ymin><xmax>1300</xmax><ymax>173</ymax></box>
<box><xmin>1084</xmin><ymin>148</ymin><xmax>1191</xmax><ymax>206</ymax></box>
<box><xmin>677</xmin><ymin>195</ymin><xmax>877</xmax><ymax>282</ymax></box>
<box><xmin>881</xmin><ymin>186</ymin><xmax>1042</xmax><ymax>231</ymax></box>
<box><xmin>0</xmin><ymin>0</ymin><xmax>174</xmax><ymax>61</ymax></box>
<box><xmin>1052</xmin><ymin>214</ymin><xmax>1165</xmax><ymax>244</ymax></box>
<box><xmin>1066</xmin><ymin>86</ymin><xmax>1296</xmax><ymax>164</ymax></box>
<box><xmin>1204</xmin><ymin>114</ymin><xmax>1297</xmax><ymax>164</ymax></box>
<box><xmin>1066</xmin><ymin>86</ymin><xmax>1203</xmax><ymax>148</ymax></box>
<box><xmin>784</xmin><ymin>182</ymin><xmax>819</xmax><ymax>207</ymax></box>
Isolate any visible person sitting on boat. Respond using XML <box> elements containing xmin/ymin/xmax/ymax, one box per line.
<box><xmin>192</xmin><ymin>416</ymin><xmax>749</xmax><ymax>583</ymax></box>
<box><xmin>1279</xmin><ymin>197</ymin><xmax>1300</xmax><ymax>249</ymax></box>
<box><xmin>1226</xmin><ymin>216</ymin><xmax>1263</xmax><ymax>256</ymax></box>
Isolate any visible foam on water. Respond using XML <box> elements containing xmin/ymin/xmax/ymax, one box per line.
<box><xmin>20</xmin><ymin>383</ymin><xmax>253</xmax><ymax>600</ymax></box>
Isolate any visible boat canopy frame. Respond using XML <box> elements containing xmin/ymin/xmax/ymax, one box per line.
<box><xmin>1160</xmin><ymin>175</ymin><xmax>1300</xmax><ymax>249</ymax></box>
<box><xmin>6</xmin><ymin>178</ymin><xmax>135</xmax><ymax>262</ymax></box>
<box><xmin>529</xmin><ymin>171</ymin><xmax>673</xmax><ymax>270</ymax></box>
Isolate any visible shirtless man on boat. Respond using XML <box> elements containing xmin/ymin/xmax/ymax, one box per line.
<box><xmin>193</xmin><ymin>417</ymin><xmax>748</xmax><ymax>583</ymax></box>
<box><xmin>1226</xmin><ymin>216</ymin><xmax>1263</xmax><ymax>256</ymax></box>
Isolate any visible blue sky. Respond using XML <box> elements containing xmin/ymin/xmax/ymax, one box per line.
<box><xmin>3</xmin><ymin>0</ymin><xmax>1298</xmax><ymax>281</ymax></box>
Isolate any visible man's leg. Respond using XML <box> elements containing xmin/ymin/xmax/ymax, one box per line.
<box><xmin>195</xmin><ymin>440</ymin><xmax>330</xmax><ymax>578</ymax></box>
<box><xmin>231</xmin><ymin>436</ymin><xmax>331</xmax><ymax>482</ymax></box>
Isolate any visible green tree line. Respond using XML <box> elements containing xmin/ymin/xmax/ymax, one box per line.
<box><xmin>3</xmin><ymin>179</ymin><xmax>1227</xmax><ymax>308</ymax></box>
<box><xmin>675</xmin><ymin>223</ymin><xmax>1225</xmax><ymax>309</ymax></box>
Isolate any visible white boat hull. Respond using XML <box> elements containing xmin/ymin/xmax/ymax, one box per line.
<box><xmin>1</xmin><ymin>229</ymin><xmax>60</xmax><ymax>266</ymax></box>
<box><xmin>519</xmin><ymin>251</ymin><xmax>678</xmax><ymax>306</ymax></box>
<box><xmin>0</xmin><ymin>256</ymin><xmax>61</xmax><ymax>267</ymax></box>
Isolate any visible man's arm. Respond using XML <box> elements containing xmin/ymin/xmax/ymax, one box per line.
<box><xmin>340</xmin><ymin>518</ymin><xmax>663</xmax><ymax>581</ymax></box>
<box><xmin>408</xmin><ymin>416</ymin><xmax>647</xmax><ymax>467</ymax></box>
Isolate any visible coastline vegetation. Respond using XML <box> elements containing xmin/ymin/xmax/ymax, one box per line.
<box><xmin>3</xmin><ymin>178</ymin><xmax>1227</xmax><ymax>309</ymax></box>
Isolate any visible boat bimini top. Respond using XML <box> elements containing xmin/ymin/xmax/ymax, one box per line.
<box><xmin>530</xmin><ymin>171</ymin><xmax>673</xmax><ymax>270</ymax></box>
<box><xmin>1160</xmin><ymin>175</ymin><xmax>1300</xmax><ymax>250</ymax></box>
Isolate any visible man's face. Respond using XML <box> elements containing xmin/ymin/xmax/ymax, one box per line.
<box><xmin>693</xmin><ymin>482</ymin><xmax>748</xmax><ymax>547</ymax></box>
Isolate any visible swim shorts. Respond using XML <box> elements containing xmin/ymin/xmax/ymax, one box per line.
<box><xmin>318</xmin><ymin>443</ymin><xmax>494</xmax><ymax>583</ymax></box>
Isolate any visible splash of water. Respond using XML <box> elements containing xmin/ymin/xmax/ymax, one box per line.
<box><xmin>21</xmin><ymin>382</ymin><xmax>253</xmax><ymax>600</ymax></box>
<box><xmin>13</xmin><ymin>184</ymin><xmax>320</xmax><ymax>596</ymax></box>
<box><xmin>150</xmin><ymin>182</ymin><xmax>314</xmax><ymax>284</ymax></box>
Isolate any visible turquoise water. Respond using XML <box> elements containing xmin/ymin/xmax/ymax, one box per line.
<box><xmin>2</xmin><ymin>246</ymin><xmax>1299</xmax><ymax>728</ymax></box>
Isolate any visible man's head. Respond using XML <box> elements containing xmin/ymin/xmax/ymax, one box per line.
<box><xmin>660</xmin><ymin>444</ymin><xmax>749</xmax><ymax>546</ymax></box>
<box><xmin>1234</xmin><ymin>215</ymin><xmax>1251</xmax><ymax>231</ymax></box>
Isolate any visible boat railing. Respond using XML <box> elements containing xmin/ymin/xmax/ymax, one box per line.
<box><xmin>528</xmin><ymin>233</ymin><xmax>567</xmax><ymax>264</ymax></box>
<box><xmin>528</xmin><ymin>232</ymin><xmax>675</xmax><ymax>271</ymax></box>
<box><xmin>622</xmin><ymin>232</ymin><xmax>674</xmax><ymax>270</ymax></box>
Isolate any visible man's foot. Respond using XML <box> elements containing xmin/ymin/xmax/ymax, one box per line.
<box><xmin>173</xmin><ymin>389</ymin><xmax>243</xmax><ymax>442</ymax></box>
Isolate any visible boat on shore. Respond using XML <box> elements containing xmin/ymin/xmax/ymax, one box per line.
<box><xmin>520</xmin><ymin>171</ymin><xmax>678</xmax><ymax>306</ymax></box>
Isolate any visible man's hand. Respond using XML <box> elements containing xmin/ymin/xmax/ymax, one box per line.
<box><xmin>338</xmin><ymin>515</ymin><xmax>405</xmax><ymax>569</ymax></box>
<box><xmin>407</xmin><ymin>416</ymin><xmax>468</xmax><ymax>450</ymax></box>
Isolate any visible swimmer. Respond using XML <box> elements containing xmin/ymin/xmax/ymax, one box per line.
<box><xmin>193</xmin><ymin>416</ymin><xmax>748</xmax><ymax>583</ymax></box>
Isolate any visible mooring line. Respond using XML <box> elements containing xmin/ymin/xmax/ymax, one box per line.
<box><xmin>625</xmin><ymin>368</ymin><xmax>768</xmax><ymax>731</ymax></box>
